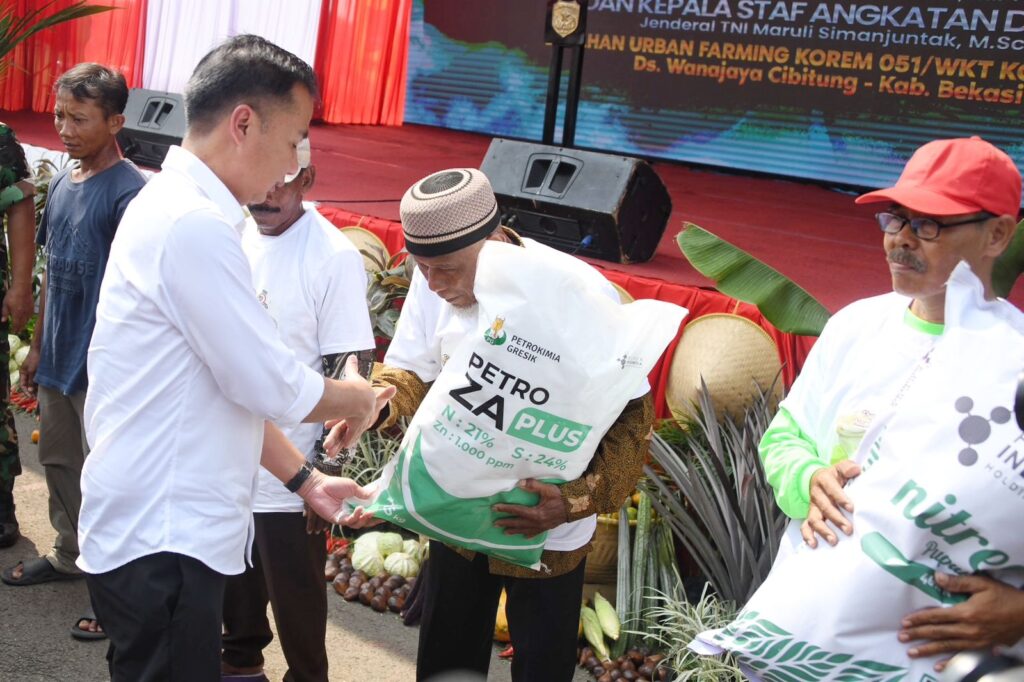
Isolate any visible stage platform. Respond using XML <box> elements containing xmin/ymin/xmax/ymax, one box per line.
<box><xmin>7</xmin><ymin>110</ymin><xmax>1021</xmax><ymax>417</ymax></box>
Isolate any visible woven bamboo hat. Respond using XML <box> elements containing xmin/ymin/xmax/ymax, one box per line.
<box><xmin>340</xmin><ymin>226</ymin><xmax>390</xmax><ymax>272</ymax></box>
<box><xmin>666</xmin><ymin>313</ymin><xmax>783</xmax><ymax>421</ymax></box>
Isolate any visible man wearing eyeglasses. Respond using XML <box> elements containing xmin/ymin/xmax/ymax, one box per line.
<box><xmin>758</xmin><ymin>136</ymin><xmax>1024</xmax><ymax>671</ymax></box>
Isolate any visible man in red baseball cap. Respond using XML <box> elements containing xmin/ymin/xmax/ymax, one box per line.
<box><xmin>854</xmin><ymin>136</ymin><xmax>1021</xmax><ymax>325</ymax></box>
<box><xmin>756</xmin><ymin>136</ymin><xmax>1024</xmax><ymax>673</ymax></box>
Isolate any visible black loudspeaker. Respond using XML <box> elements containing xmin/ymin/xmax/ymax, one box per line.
<box><xmin>481</xmin><ymin>138</ymin><xmax>672</xmax><ymax>264</ymax></box>
<box><xmin>116</xmin><ymin>88</ymin><xmax>185</xmax><ymax>168</ymax></box>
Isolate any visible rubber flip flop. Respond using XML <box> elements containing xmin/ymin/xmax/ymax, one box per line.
<box><xmin>1</xmin><ymin>556</ymin><xmax>84</xmax><ymax>586</ymax></box>
<box><xmin>70</xmin><ymin>607</ymin><xmax>107</xmax><ymax>641</ymax></box>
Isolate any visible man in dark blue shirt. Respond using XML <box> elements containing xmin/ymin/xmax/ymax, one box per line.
<box><xmin>1</xmin><ymin>63</ymin><xmax>146</xmax><ymax>644</ymax></box>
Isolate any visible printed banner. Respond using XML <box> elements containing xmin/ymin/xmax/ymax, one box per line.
<box><xmin>406</xmin><ymin>0</ymin><xmax>1024</xmax><ymax>201</ymax></box>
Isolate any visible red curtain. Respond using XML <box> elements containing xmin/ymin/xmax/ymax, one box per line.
<box><xmin>314</xmin><ymin>0</ymin><xmax>412</xmax><ymax>126</ymax></box>
<box><xmin>0</xmin><ymin>0</ymin><xmax>33</xmax><ymax>111</ymax></box>
<box><xmin>0</xmin><ymin>0</ymin><xmax>146</xmax><ymax>114</ymax></box>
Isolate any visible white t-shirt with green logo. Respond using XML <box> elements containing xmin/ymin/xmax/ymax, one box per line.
<box><xmin>760</xmin><ymin>295</ymin><xmax>943</xmax><ymax>519</ymax></box>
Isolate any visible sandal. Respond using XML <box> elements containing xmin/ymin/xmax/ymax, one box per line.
<box><xmin>70</xmin><ymin>606</ymin><xmax>107</xmax><ymax>641</ymax></box>
<box><xmin>1</xmin><ymin>556</ymin><xmax>84</xmax><ymax>586</ymax></box>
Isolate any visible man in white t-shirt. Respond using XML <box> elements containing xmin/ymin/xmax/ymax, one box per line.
<box><xmin>220</xmin><ymin>148</ymin><xmax>375</xmax><ymax>681</ymax></box>
<box><xmin>356</xmin><ymin>169</ymin><xmax>654</xmax><ymax>682</ymax></box>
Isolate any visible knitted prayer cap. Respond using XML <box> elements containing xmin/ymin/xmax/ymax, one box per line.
<box><xmin>400</xmin><ymin>168</ymin><xmax>500</xmax><ymax>257</ymax></box>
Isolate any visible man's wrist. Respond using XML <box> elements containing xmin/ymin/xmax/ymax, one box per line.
<box><xmin>285</xmin><ymin>460</ymin><xmax>315</xmax><ymax>493</ymax></box>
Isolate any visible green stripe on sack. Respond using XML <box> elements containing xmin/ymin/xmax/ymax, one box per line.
<box><xmin>368</xmin><ymin>432</ymin><xmax>549</xmax><ymax>568</ymax></box>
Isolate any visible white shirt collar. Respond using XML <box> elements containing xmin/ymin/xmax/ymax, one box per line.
<box><xmin>161</xmin><ymin>145</ymin><xmax>246</xmax><ymax>233</ymax></box>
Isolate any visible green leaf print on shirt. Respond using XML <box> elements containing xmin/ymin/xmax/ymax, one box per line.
<box><xmin>711</xmin><ymin>610</ymin><xmax>907</xmax><ymax>682</ymax></box>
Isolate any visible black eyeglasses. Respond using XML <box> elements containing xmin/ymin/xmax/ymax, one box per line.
<box><xmin>875</xmin><ymin>211</ymin><xmax>995</xmax><ymax>241</ymax></box>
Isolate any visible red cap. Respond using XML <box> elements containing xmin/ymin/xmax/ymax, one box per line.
<box><xmin>855</xmin><ymin>137</ymin><xmax>1021</xmax><ymax>218</ymax></box>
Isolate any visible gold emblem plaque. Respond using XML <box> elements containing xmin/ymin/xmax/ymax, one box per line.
<box><xmin>551</xmin><ymin>1</ymin><xmax>580</xmax><ymax>38</ymax></box>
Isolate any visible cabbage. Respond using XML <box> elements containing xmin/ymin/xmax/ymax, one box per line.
<box><xmin>9</xmin><ymin>371</ymin><xmax>18</xmax><ymax>389</ymax></box>
<box><xmin>14</xmin><ymin>346</ymin><xmax>28</xmax><ymax>365</ymax></box>
<box><xmin>8</xmin><ymin>359</ymin><xmax>16</xmax><ymax>373</ymax></box>
<box><xmin>376</xmin><ymin>532</ymin><xmax>404</xmax><ymax>557</ymax></box>
<box><xmin>8</xmin><ymin>335</ymin><xmax>21</xmax><ymax>353</ymax></box>
<box><xmin>402</xmin><ymin>539</ymin><xmax>420</xmax><ymax>559</ymax></box>
<box><xmin>353</xmin><ymin>531</ymin><xmax>384</xmax><ymax>555</ymax></box>
<box><xmin>351</xmin><ymin>546</ymin><xmax>384</xmax><ymax>576</ymax></box>
<box><xmin>383</xmin><ymin>551</ymin><xmax>419</xmax><ymax>578</ymax></box>
<box><xmin>354</xmin><ymin>530</ymin><xmax>406</xmax><ymax>558</ymax></box>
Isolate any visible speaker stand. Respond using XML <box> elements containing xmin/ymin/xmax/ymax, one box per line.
<box><xmin>542</xmin><ymin>42</ymin><xmax>585</xmax><ymax>148</ymax></box>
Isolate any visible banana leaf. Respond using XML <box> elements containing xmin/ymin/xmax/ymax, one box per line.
<box><xmin>0</xmin><ymin>2</ymin><xmax>114</xmax><ymax>76</ymax></box>
<box><xmin>677</xmin><ymin>224</ymin><xmax>831</xmax><ymax>337</ymax></box>
<box><xmin>993</xmin><ymin>220</ymin><xmax>1024</xmax><ymax>299</ymax></box>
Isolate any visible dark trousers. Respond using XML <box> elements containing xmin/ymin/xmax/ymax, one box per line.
<box><xmin>222</xmin><ymin>511</ymin><xmax>329</xmax><ymax>682</ymax></box>
<box><xmin>0</xmin><ymin>282</ymin><xmax>17</xmax><ymax>523</ymax></box>
<box><xmin>87</xmin><ymin>552</ymin><xmax>226</xmax><ymax>682</ymax></box>
<box><xmin>0</xmin><ymin>400</ymin><xmax>21</xmax><ymax>523</ymax></box>
<box><xmin>416</xmin><ymin>540</ymin><xmax>586</xmax><ymax>682</ymax></box>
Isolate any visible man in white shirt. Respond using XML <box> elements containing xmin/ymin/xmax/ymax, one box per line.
<box><xmin>78</xmin><ymin>35</ymin><xmax>392</xmax><ymax>681</ymax></box>
<box><xmin>221</xmin><ymin>150</ymin><xmax>375</xmax><ymax>682</ymax></box>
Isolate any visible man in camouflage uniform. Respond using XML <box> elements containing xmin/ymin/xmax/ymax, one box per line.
<box><xmin>0</xmin><ymin>122</ymin><xmax>38</xmax><ymax>549</ymax></box>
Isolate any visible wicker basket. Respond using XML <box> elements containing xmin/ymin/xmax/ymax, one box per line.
<box><xmin>585</xmin><ymin>516</ymin><xmax>635</xmax><ymax>584</ymax></box>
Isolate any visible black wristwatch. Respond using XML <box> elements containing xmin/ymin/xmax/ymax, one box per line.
<box><xmin>284</xmin><ymin>460</ymin><xmax>315</xmax><ymax>493</ymax></box>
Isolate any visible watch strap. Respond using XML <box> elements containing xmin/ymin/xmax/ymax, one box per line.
<box><xmin>285</xmin><ymin>460</ymin><xmax>315</xmax><ymax>493</ymax></box>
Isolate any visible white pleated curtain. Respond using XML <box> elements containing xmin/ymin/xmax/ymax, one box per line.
<box><xmin>142</xmin><ymin>0</ymin><xmax>324</xmax><ymax>94</ymax></box>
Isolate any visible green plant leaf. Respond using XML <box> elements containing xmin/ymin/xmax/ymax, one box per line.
<box><xmin>677</xmin><ymin>224</ymin><xmax>831</xmax><ymax>336</ymax></box>
<box><xmin>641</xmin><ymin>582</ymin><xmax>745</xmax><ymax>680</ymax></box>
<box><xmin>0</xmin><ymin>1</ymin><xmax>116</xmax><ymax>77</ymax></box>
<box><xmin>992</xmin><ymin>219</ymin><xmax>1024</xmax><ymax>299</ymax></box>
<box><xmin>339</xmin><ymin>426</ymin><xmax>404</xmax><ymax>487</ymax></box>
<box><xmin>644</xmin><ymin>380</ymin><xmax>786</xmax><ymax>605</ymax></box>
<box><xmin>377</xmin><ymin>307</ymin><xmax>401</xmax><ymax>339</ymax></box>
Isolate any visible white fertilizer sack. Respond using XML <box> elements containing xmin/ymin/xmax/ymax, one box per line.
<box><xmin>368</xmin><ymin>240</ymin><xmax>687</xmax><ymax>568</ymax></box>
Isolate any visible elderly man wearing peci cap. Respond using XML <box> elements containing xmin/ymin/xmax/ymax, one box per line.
<box><xmin>758</xmin><ymin>136</ymin><xmax>1024</xmax><ymax>671</ymax></box>
<box><xmin>332</xmin><ymin>168</ymin><xmax>654</xmax><ymax>682</ymax></box>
